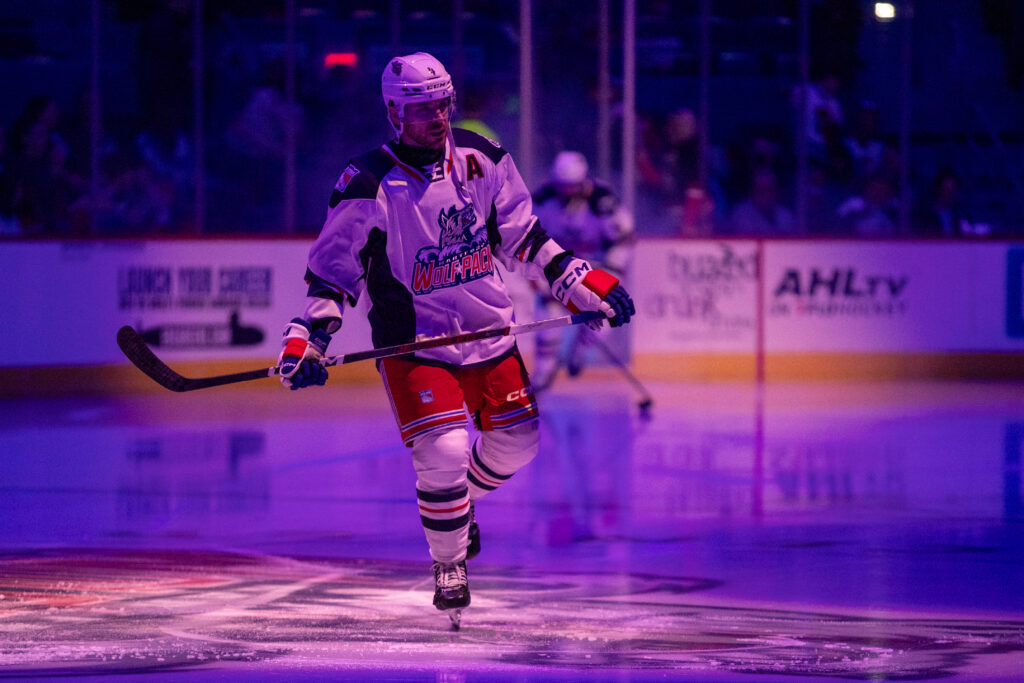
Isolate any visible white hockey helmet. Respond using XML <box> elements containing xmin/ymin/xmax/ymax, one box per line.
<box><xmin>551</xmin><ymin>151</ymin><xmax>589</xmax><ymax>185</ymax></box>
<box><xmin>381</xmin><ymin>52</ymin><xmax>456</xmax><ymax>136</ymax></box>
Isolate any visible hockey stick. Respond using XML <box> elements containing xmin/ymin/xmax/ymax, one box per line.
<box><xmin>590</xmin><ymin>336</ymin><xmax>655</xmax><ymax>417</ymax></box>
<box><xmin>117</xmin><ymin>311</ymin><xmax>604</xmax><ymax>393</ymax></box>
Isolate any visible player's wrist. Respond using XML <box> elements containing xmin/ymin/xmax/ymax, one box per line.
<box><xmin>529</xmin><ymin>239</ymin><xmax>565</xmax><ymax>272</ymax></box>
<box><xmin>307</xmin><ymin>329</ymin><xmax>332</xmax><ymax>356</ymax></box>
<box><xmin>543</xmin><ymin>250</ymin><xmax>578</xmax><ymax>285</ymax></box>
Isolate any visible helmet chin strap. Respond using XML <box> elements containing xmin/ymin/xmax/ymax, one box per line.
<box><xmin>387</xmin><ymin>102</ymin><xmax>404</xmax><ymax>140</ymax></box>
<box><xmin>446</xmin><ymin>125</ymin><xmax>472</xmax><ymax>205</ymax></box>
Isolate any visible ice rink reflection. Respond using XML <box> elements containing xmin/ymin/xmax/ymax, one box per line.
<box><xmin>1</xmin><ymin>380</ymin><xmax>1022</xmax><ymax>680</ymax></box>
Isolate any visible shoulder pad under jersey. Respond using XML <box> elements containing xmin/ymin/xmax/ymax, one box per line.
<box><xmin>328</xmin><ymin>148</ymin><xmax>396</xmax><ymax>207</ymax></box>
<box><xmin>588</xmin><ymin>181</ymin><xmax>620</xmax><ymax>216</ymax></box>
<box><xmin>532</xmin><ymin>183</ymin><xmax>558</xmax><ymax>205</ymax></box>
<box><xmin>452</xmin><ymin>127</ymin><xmax>507</xmax><ymax>165</ymax></box>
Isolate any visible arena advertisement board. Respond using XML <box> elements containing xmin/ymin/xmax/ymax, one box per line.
<box><xmin>2</xmin><ymin>239</ymin><xmax>1023</xmax><ymax>369</ymax></box>
<box><xmin>629</xmin><ymin>239</ymin><xmax>759</xmax><ymax>352</ymax></box>
<box><xmin>0</xmin><ymin>241</ymin><xmax>372</xmax><ymax>367</ymax></box>
<box><xmin>763</xmin><ymin>241</ymin><xmax>1019</xmax><ymax>352</ymax></box>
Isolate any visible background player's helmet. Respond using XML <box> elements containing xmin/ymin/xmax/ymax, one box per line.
<box><xmin>381</xmin><ymin>52</ymin><xmax>456</xmax><ymax>136</ymax></box>
<box><xmin>551</xmin><ymin>151</ymin><xmax>589</xmax><ymax>185</ymax></box>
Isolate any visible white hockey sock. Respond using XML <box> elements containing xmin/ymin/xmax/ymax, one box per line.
<box><xmin>468</xmin><ymin>422</ymin><xmax>540</xmax><ymax>500</ymax></box>
<box><xmin>417</xmin><ymin>485</ymin><xmax>470</xmax><ymax>563</ymax></box>
<box><xmin>412</xmin><ymin>427</ymin><xmax>471</xmax><ymax>563</ymax></box>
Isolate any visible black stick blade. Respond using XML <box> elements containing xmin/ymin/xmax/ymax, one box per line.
<box><xmin>116</xmin><ymin>326</ymin><xmax>191</xmax><ymax>392</ymax></box>
<box><xmin>116</xmin><ymin>326</ymin><xmax>273</xmax><ymax>392</ymax></box>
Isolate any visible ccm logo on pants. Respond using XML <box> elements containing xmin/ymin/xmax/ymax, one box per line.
<box><xmin>506</xmin><ymin>388</ymin><xmax>532</xmax><ymax>401</ymax></box>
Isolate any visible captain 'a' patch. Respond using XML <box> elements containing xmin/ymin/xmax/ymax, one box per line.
<box><xmin>466</xmin><ymin>154</ymin><xmax>485</xmax><ymax>181</ymax></box>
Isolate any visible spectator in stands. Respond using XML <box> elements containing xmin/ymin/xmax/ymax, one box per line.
<box><xmin>90</xmin><ymin>149</ymin><xmax>174</xmax><ymax>235</ymax></box>
<box><xmin>664</xmin><ymin>108</ymin><xmax>701</xmax><ymax>193</ymax></box>
<box><xmin>135</xmin><ymin>0</ymin><xmax>192</xmax><ymax>165</ymax></box>
<box><xmin>844</xmin><ymin>100</ymin><xmax>885</xmax><ymax>184</ymax></box>
<box><xmin>453</xmin><ymin>88</ymin><xmax>500</xmax><ymax>142</ymax></box>
<box><xmin>799</xmin><ymin>71</ymin><xmax>844</xmax><ymax>154</ymax></box>
<box><xmin>721</xmin><ymin>131</ymin><xmax>785</xmax><ymax>208</ymax></box>
<box><xmin>0</xmin><ymin>122</ymin><xmax>20</xmax><ymax>235</ymax></box>
<box><xmin>837</xmin><ymin>172</ymin><xmax>899</xmax><ymax>236</ymax></box>
<box><xmin>6</xmin><ymin>96</ymin><xmax>80</xmax><ymax>235</ymax></box>
<box><xmin>224</xmin><ymin>58</ymin><xmax>304</xmax><ymax>231</ymax></box>
<box><xmin>815</xmin><ymin>108</ymin><xmax>854</xmax><ymax>189</ymax></box>
<box><xmin>634</xmin><ymin>113</ymin><xmax>672</xmax><ymax>234</ymax></box>
<box><xmin>915</xmin><ymin>169</ymin><xmax>978</xmax><ymax>237</ymax></box>
<box><xmin>636</xmin><ymin>110</ymin><xmax>699</xmax><ymax>202</ymax></box>
<box><xmin>635</xmin><ymin>108</ymin><xmax>723</xmax><ymax>236</ymax></box>
<box><xmin>131</xmin><ymin>1</ymin><xmax>195</xmax><ymax>233</ymax></box>
<box><xmin>805</xmin><ymin>161</ymin><xmax>848</xmax><ymax>235</ymax></box>
<box><xmin>675</xmin><ymin>182</ymin><xmax>717</xmax><ymax>237</ymax></box>
<box><xmin>728</xmin><ymin>169</ymin><xmax>796</xmax><ymax>236</ymax></box>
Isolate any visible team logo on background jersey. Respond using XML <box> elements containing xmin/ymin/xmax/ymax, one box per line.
<box><xmin>411</xmin><ymin>203</ymin><xmax>493</xmax><ymax>295</ymax></box>
<box><xmin>335</xmin><ymin>164</ymin><xmax>360</xmax><ymax>193</ymax></box>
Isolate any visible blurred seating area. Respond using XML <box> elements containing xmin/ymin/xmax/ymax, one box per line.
<box><xmin>0</xmin><ymin>0</ymin><xmax>1021</xmax><ymax>238</ymax></box>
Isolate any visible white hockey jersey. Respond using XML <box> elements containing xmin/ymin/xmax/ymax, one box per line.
<box><xmin>304</xmin><ymin>128</ymin><xmax>559</xmax><ymax>366</ymax></box>
<box><xmin>532</xmin><ymin>180</ymin><xmax>634</xmax><ymax>274</ymax></box>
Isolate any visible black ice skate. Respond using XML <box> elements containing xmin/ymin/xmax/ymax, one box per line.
<box><xmin>432</xmin><ymin>560</ymin><xmax>470</xmax><ymax>630</ymax></box>
<box><xmin>466</xmin><ymin>501</ymin><xmax>481</xmax><ymax>560</ymax></box>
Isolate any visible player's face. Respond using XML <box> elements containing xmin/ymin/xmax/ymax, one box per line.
<box><xmin>400</xmin><ymin>98</ymin><xmax>452</xmax><ymax>150</ymax></box>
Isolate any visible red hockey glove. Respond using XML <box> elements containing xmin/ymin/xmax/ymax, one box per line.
<box><xmin>546</xmin><ymin>254</ymin><xmax>635</xmax><ymax>328</ymax></box>
<box><xmin>277</xmin><ymin>318</ymin><xmax>331</xmax><ymax>389</ymax></box>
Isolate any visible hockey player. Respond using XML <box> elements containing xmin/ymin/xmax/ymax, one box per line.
<box><xmin>275</xmin><ymin>53</ymin><xmax>634</xmax><ymax>625</ymax></box>
<box><xmin>530</xmin><ymin>151</ymin><xmax>635</xmax><ymax>390</ymax></box>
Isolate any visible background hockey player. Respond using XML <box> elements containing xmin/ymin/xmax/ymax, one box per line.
<box><xmin>530</xmin><ymin>151</ymin><xmax>635</xmax><ymax>390</ymax></box>
<box><xmin>274</xmin><ymin>53</ymin><xmax>634</xmax><ymax>625</ymax></box>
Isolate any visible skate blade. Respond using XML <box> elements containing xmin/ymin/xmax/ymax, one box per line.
<box><xmin>447</xmin><ymin>608</ymin><xmax>463</xmax><ymax>631</ymax></box>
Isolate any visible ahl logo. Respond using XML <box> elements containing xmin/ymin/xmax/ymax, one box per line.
<box><xmin>411</xmin><ymin>203</ymin><xmax>493</xmax><ymax>295</ymax></box>
<box><xmin>771</xmin><ymin>266</ymin><xmax>909</xmax><ymax>317</ymax></box>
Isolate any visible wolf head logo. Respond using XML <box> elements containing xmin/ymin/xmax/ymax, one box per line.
<box><xmin>437</xmin><ymin>204</ymin><xmax>478</xmax><ymax>254</ymax></box>
<box><xmin>412</xmin><ymin>202</ymin><xmax>492</xmax><ymax>294</ymax></box>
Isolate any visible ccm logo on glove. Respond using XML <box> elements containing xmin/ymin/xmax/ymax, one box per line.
<box><xmin>547</xmin><ymin>254</ymin><xmax>635</xmax><ymax>328</ymax></box>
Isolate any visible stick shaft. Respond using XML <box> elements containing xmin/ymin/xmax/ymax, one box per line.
<box><xmin>320</xmin><ymin>311</ymin><xmax>601</xmax><ymax>369</ymax></box>
<box><xmin>118</xmin><ymin>311</ymin><xmax>602</xmax><ymax>392</ymax></box>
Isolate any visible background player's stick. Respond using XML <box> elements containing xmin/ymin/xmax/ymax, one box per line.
<box><xmin>590</xmin><ymin>336</ymin><xmax>655</xmax><ymax>417</ymax></box>
<box><xmin>117</xmin><ymin>311</ymin><xmax>604</xmax><ymax>393</ymax></box>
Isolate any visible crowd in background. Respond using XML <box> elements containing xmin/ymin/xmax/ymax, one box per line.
<box><xmin>0</xmin><ymin>0</ymin><xmax>1020</xmax><ymax>239</ymax></box>
<box><xmin>632</xmin><ymin>88</ymin><xmax>984</xmax><ymax>238</ymax></box>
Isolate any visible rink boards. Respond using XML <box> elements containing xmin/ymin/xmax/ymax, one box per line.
<box><xmin>1</xmin><ymin>238</ymin><xmax>1023</xmax><ymax>390</ymax></box>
